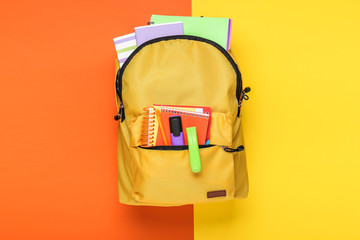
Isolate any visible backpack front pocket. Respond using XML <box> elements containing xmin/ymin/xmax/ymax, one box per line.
<box><xmin>130</xmin><ymin>145</ymin><xmax>235</xmax><ymax>205</ymax></box>
<box><xmin>128</xmin><ymin>111</ymin><xmax>233</xmax><ymax>147</ymax></box>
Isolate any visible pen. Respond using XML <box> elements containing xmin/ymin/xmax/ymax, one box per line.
<box><xmin>155</xmin><ymin>108</ymin><xmax>169</xmax><ymax>145</ymax></box>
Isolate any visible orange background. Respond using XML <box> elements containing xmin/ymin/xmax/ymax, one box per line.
<box><xmin>0</xmin><ymin>0</ymin><xmax>192</xmax><ymax>239</ymax></box>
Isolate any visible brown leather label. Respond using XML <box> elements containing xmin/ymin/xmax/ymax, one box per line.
<box><xmin>207</xmin><ymin>190</ymin><xmax>226</xmax><ymax>198</ymax></box>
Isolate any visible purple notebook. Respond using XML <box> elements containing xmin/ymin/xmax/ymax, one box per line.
<box><xmin>134</xmin><ymin>22</ymin><xmax>184</xmax><ymax>46</ymax></box>
<box><xmin>227</xmin><ymin>19</ymin><xmax>232</xmax><ymax>51</ymax></box>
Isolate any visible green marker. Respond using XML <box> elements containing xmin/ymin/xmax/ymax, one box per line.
<box><xmin>186</xmin><ymin>127</ymin><xmax>202</xmax><ymax>173</ymax></box>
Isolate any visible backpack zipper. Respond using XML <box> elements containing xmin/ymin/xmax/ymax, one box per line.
<box><xmin>222</xmin><ymin>145</ymin><xmax>244</xmax><ymax>152</ymax></box>
<box><xmin>139</xmin><ymin>144</ymin><xmax>244</xmax><ymax>152</ymax></box>
<box><xmin>115</xmin><ymin>35</ymin><xmax>243</xmax><ymax>121</ymax></box>
<box><xmin>114</xmin><ymin>66</ymin><xmax>125</xmax><ymax>121</ymax></box>
<box><xmin>114</xmin><ymin>102</ymin><xmax>124</xmax><ymax>121</ymax></box>
<box><xmin>139</xmin><ymin>144</ymin><xmax>215</xmax><ymax>150</ymax></box>
<box><xmin>237</xmin><ymin>87</ymin><xmax>251</xmax><ymax>116</ymax></box>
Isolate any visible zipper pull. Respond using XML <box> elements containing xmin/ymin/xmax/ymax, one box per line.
<box><xmin>222</xmin><ymin>145</ymin><xmax>245</xmax><ymax>152</ymax></box>
<box><xmin>114</xmin><ymin>102</ymin><xmax>124</xmax><ymax>121</ymax></box>
<box><xmin>237</xmin><ymin>87</ymin><xmax>251</xmax><ymax>116</ymax></box>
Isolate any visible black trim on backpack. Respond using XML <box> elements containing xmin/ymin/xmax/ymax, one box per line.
<box><xmin>139</xmin><ymin>144</ymin><xmax>244</xmax><ymax>153</ymax></box>
<box><xmin>115</xmin><ymin>35</ymin><xmax>243</xmax><ymax>122</ymax></box>
<box><xmin>139</xmin><ymin>144</ymin><xmax>215</xmax><ymax>150</ymax></box>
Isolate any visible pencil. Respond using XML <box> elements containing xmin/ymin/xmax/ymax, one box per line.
<box><xmin>155</xmin><ymin>108</ymin><xmax>169</xmax><ymax>145</ymax></box>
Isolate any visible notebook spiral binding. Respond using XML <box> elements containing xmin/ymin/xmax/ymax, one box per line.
<box><xmin>162</xmin><ymin>108</ymin><xmax>209</xmax><ymax>118</ymax></box>
<box><xmin>140</xmin><ymin>106</ymin><xmax>156</xmax><ymax>147</ymax></box>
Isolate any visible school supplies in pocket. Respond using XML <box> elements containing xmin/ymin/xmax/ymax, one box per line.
<box><xmin>140</xmin><ymin>104</ymin><xmax>211</xmax><ymax>147</ymax></box>
<box><xmin>155</xmin><ymin>106</ymin><xmax>209</xmax><ymax>145</ymax></box>
<box><xmin>154</xmin><ymin>104</ymin><xmax>212</xmax><ymax>144</ymax></box>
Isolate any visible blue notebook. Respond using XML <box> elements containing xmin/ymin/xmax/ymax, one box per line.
<box><xmin>134</xmin><ymin>22</ymin><xmax>184</xmax><ymax>46</ymax></box>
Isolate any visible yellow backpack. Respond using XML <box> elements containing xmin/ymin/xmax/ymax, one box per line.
<box><xmin>114</xmin><ymin>35</ymin><xmax>250</xmax><ymax>206</ymax></box>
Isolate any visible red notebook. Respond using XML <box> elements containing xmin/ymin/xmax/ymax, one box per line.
<box><xmin>154</xmin><ymin>104</ymin><xmax>212</xmax><ymax>143</ymax></box>
<box><xmin>155</xmin><ymin>108</ymin><xmax>210</xmax><ymax>145</ymax></box>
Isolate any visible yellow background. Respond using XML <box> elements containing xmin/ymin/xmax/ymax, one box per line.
<box><xmin>193</xmin><ymin>0</ymin><xmax>360</xmax><ymax>239</ymax></box>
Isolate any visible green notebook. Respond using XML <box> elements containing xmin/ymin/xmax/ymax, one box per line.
<box><xmin>151</xmin><ymin>15</ymin><xmax>231</xmax><ymax>50</ymax></box>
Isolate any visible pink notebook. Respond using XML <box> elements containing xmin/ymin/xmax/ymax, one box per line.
<box><xmin>134</xmin><ymin>22</ymin><xmax>184</xmax><ymax>46</ymax></box>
